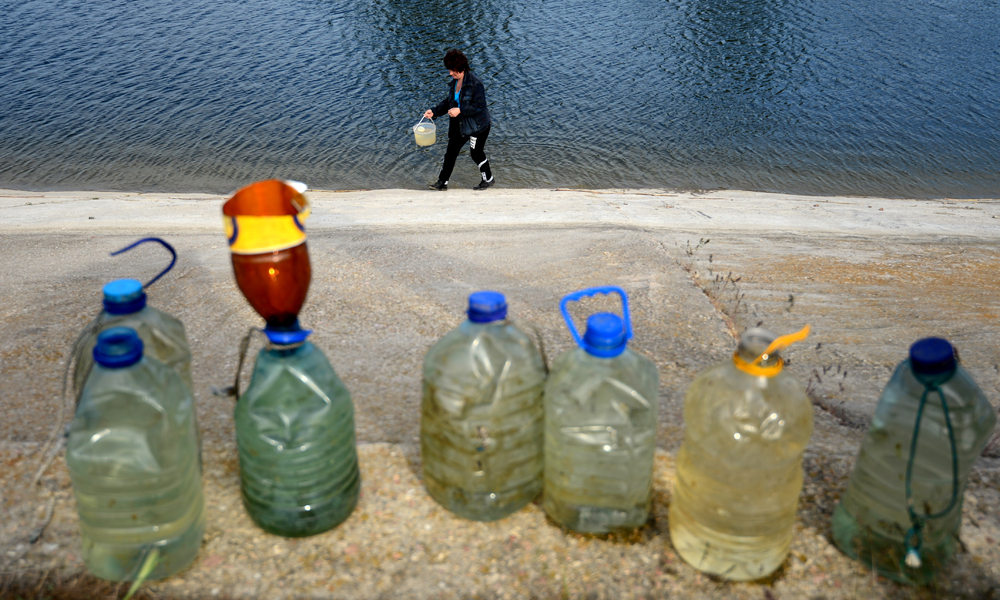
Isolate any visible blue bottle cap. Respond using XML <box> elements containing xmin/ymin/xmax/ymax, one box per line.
<box><xmin>910</xmin><ymin>337</ymin><xmax>956</xmax><ymax>375</ymax></box>
<box><xmin>93</xmin><ymin>327</ymin><xmax>144</xmax><ymax>368</ymax></box>
<box><xmin>467</xmin><ymin>291</ymin><xmax>507</xmax><ymax>323</ymax></box>
<box><xmin>582</xmin><ymin>313</ymin><xmax>627</xmax><ymax>358</ymax></box>
<box><xmin>103</xmin><ymin>279</ymin><xmax>147</xmax><ymax>315</ymax></box>
<box><xmin>263</xmin><ymin>321</ymin><xmax>312</xmax><ymax>345</ymax></box>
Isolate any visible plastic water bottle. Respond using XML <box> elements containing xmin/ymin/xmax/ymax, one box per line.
<box><xmin>74</xmin><ymin>278</ymin><xmax>193</xmax><ymax>396</ymax></box>
<box><xmin>421</xmin><ymin>291</ymin><xmax>547</xmax><ymax>521</ymax></box>
<box><xmin>72</xmin><ymin>238</ymin><xmax>192</xmax><ymax>398</ymax></box>
<box><xmin>235</xmin><ymin>326</ymin><xmax>360</xmax><ymax>537</ymax></box>
<box><xmin>831</xmin><ymin>337</ymin><xmax>996</xmax><ymax>585</ymax></box>
<box><xmin>223</xmin><ymin>180</ymin><xmax>358</xmax><ymax>536</ymax></box>
<box><xmin>669</xmin><ymin>326</ymin><xmax>813</xmax><ymax>581</ymax></box>
<box><xmin>67</xmin><ymin>327</ymin><xmax>204</xmax><ymax>581</ymax></box>
<box><xmin>543</xmin><ymin>287</ymin><xmax>659</xmax><ymax>533</ymax></box>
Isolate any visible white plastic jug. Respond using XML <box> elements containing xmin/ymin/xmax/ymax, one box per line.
<box><xmin>413</xmin><ymin>116</ymin><xmax>436</xmax><ymax>146</ymax></box>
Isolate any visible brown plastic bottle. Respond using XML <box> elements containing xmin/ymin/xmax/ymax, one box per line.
<box><xmin>230</xmin><ymin>245</ymin><xmax>310</xmax><ymax>328</ymax></box>
<box><xmin>223</xmin><ymin>179</ymin><xmax>311</xmax><ymax>328</ymax></box>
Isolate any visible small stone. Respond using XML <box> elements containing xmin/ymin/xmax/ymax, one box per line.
<box><xmin>202</xmin><ymin>554</ymin><xmax>225</xmax><ymax>568</ymax></box>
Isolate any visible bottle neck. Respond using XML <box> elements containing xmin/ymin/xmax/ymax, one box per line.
<box><xmin>577</xmin><ymin>346</ymin><xmax>629</xmax><ymax>363</ymax></box>
<box><xmin>910</xmin><ymin>361</ymin><xmax>957</xmax><ymax>388</ymax></box>
<box><xmin>265</xmin><ymin>341</ymin><xmax>309</xmax><ymax>357</ymax></box>
<box><xmin>462</xmin><ymin>319</ymin><xmax>508</xmax><ymax>331</ymax></box>
<box><xmin>735</xmin><ymin>342</ymin><xmax>781</xmax><ymax>369</ymax></box>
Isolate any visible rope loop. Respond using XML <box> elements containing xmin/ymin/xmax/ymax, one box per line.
<box><xmin>902</xmin><ymin>374</ymin><xmax>960</xmax><ymax>569</ymax></box>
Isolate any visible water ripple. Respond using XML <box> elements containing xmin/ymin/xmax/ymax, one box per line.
<box><xmin>0</xmin><ymin>0</ymin><xmax>998</xmax><ymax>197</ymax></box>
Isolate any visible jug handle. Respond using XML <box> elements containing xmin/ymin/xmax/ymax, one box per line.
<box><xmin>229</xmin><ymin>326</ymin><xmax>269</xmax><ymax>400</ymax></box>
<box><xmin>110</xmin><ymin>237</ymin><xmax>177</xmax><ymax>288</ymax></box>
<box><xmin>559</xmin><ymin>286</ymin><xmax>632</xmax><ymax>350</ymax></box>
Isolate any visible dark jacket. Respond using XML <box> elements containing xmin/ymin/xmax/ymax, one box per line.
<box><xmin>432</xmin><ymin>70</ymin><xmax>491</xmax><ymax>137</ymax></box>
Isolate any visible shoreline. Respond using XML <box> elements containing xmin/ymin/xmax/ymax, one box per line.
<box><xmin>2</xmin><ymin>187</ymin><xmax>998</xmax><ymax>239</ymax></box>
<box><xmin>3</xmin><ymin>185</ymin><xmax>996</xmax><ymax>200</ymax></box>
<box><xmin>1</xmin><ymin>180</ymin><xmax>997</xmax><ymax>202</ymax></box>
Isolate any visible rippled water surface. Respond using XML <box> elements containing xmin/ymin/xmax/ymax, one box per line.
<box><xmin>1</xmin><ymin>0</ymin><xmax>998</xmax><ymax>197</ymax></box>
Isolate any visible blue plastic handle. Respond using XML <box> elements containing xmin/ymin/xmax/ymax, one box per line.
<box><xmin>110</xmin><ymin>237</ymin><xmax>177</xmax><ymax>289</ymax></box>
<box><xmin>559</xmin><ymin>286</ymin><xmax>632</xmax><ymax>350</ymax></box>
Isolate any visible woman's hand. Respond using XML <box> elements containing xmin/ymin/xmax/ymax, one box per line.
<box><xmin>448</xmin><ymin>107</ymin><xmax>461</xmax><ymax>117</ymax></box>
<box><xmin>423</xmin><ymin>109</ymin><xmax>434</xmax><ymax>119</ymax></box>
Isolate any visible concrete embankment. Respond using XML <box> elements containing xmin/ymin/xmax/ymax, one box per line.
<box><xmin>1</xmin><ymin>188</ymin><xmax>998</xmax><ymax>599</ymax></box>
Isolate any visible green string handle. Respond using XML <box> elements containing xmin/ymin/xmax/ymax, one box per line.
<box><xmin>903</xmin><ymin>376</ymin><xmax>960</xmax><ymax>569</ymax></box>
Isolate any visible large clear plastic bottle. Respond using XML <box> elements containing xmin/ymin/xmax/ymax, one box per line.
<box><xmin>235</xmin><ymin>326</ymin><xmax>360</xmax><ymax>537</ymax></box>
<box><xmin>421</xmin><ymin>291</ymin><xmax>547</xmax><ymax>521</ymax></box>
<box><xmin>669</xmin><ymin>326</ymin><xmax>813</xmax><ymax>581</ymax></box>
<box><xmin>67</xmin><ymin>327</ymin><xmax>204</xmax><ymax>581</ymax></box>
<box><xmin>832</xmin><ymin>337</ymin><xmax>996</xmax><ymax>585</ymax></box>
<box><xmin>73</xmin><ymin>278</ymin><xmax>193</xmax><ymax>396</ymax></box>
<box><xmin>544</xmin><ymin>287</ymin><xmax>659</xmax><ymax>533</ymax></box>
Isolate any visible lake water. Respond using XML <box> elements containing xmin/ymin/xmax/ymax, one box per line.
<box><xmin>1</xmin><ymin>0</ymin><xmax>998</xmax><ymax>198</ymax></box>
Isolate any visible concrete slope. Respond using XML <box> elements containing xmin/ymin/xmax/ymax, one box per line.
<box><xmin>1</xmin><ymin>188</ymin><xmax>998</xmax><ymax>599</ymax></box>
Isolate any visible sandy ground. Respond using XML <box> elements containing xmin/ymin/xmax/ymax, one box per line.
<box><xmin>1</xmin><ymin>187</ymin><xmax>998</xmax><ymax>599</ymax></box>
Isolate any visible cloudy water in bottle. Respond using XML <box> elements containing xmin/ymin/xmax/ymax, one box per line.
<box><xmin>421</xmin><ymin>291</ymin><xmax>546</xmax><ymax>521</ymax></box>
<box><xmin>669</xmin><ymin>326</ymin><xmax>812</xmax><ymax>581</ymax></box>
<box><xmin>831</xmin><ymin>337</ymin><xmax>996</xmax><ymax>585</ymax></box>
<box><xmin>67</xmin><ymin>327</ymin><xmax>204</xmax><ymax>581</ymax></box>
<box><xmin>543</xmin><ymin>287</ymin><xmax>659</xmax><ymax>533</ymax></box>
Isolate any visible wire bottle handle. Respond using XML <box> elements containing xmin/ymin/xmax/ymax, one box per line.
<box><xmin>559</xmin><ymin>286</ymin><xmax>632</xmax><ymax>349</ymax></box>
<box><xmin>110</xmin><ymin>237</ymin><xmax>177</xmax><ymax>288</ymax></box>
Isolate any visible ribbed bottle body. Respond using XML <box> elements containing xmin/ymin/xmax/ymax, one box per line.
<box><xmin>669</xmin><ymin>360</ymin><xmax>812</xmax><ymax>581</ymax></box>
<box><xmin>74</xmin><ymin>306</ymin><xmax>193</xmax><ymax>395</ymax></box>
<box><xmin>67</xmin><ymin>357</ymin><xmax>204</xmax><ymax>581</ymax></box>
<box><xmin>543</xmin><ymin>348</ymin><xmax>659</xmax><ymax>533</ymax></box>
<box><xmin>235</xmin><ymin>342</ymin><xmax>360</xmax><ymax>537</ymax></box>
<box><xmin>831</xmin><ymin>362</ymin><xmax>996</xmax><ymax>584</ymax></box>
<box><xmin>421</xmin><ymin>320</ymin><xmax>546</xmax><ymax>521</ymax></box>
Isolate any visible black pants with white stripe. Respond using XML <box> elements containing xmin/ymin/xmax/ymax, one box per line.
<box><xmin>438</xmin><ymin>120</ymin><xmax>492</xmax><ymax>184</ymax></box>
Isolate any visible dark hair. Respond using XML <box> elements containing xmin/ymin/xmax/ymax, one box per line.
<box><xmin>443</xmin><ymin>49</ymin><xmax>469</xmax><ymax>73</ymax></box>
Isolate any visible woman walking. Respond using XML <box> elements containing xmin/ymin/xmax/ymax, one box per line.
<box><xmin>424</xmin><ymin>49</ymin><xmax>494</xmax><ymax>191</ymax></box>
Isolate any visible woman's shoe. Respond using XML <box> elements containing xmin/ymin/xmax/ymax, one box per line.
<box><xmin>473</xmin><ymin>179</ymin><xmax>493</xmax><ymax>190</ymax></box>
<box><xmin>429</xmin><ymin>180</ymin><xmax>448</xmax><ymax>191</ymax></box>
